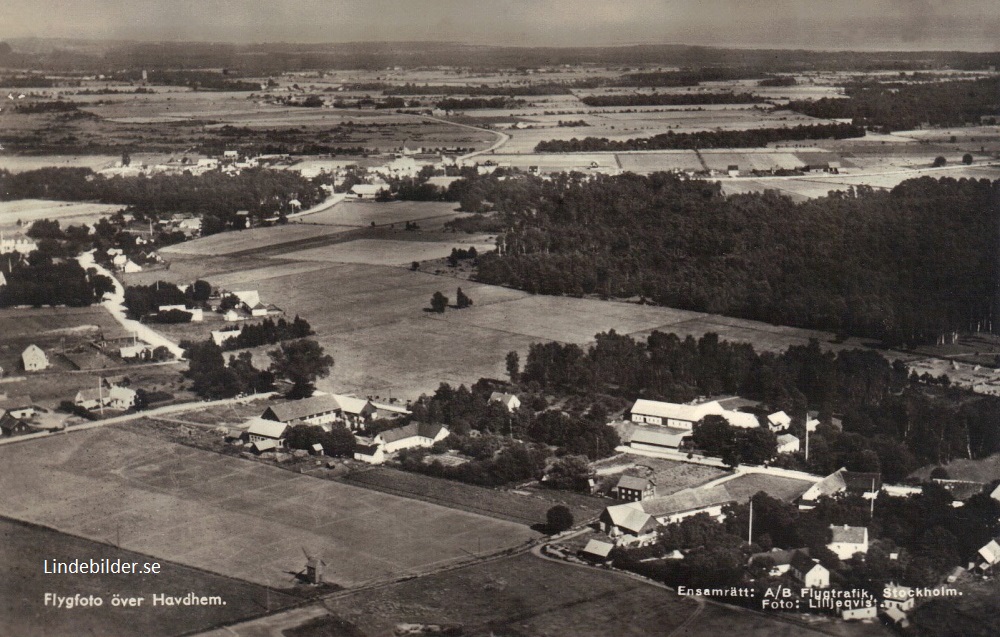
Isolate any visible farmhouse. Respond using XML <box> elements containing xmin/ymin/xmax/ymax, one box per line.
<box><xmin>107</xmin><ymin>386</ymin><xmax>137</xmax><ymax>410</ymax></box>
<box><xmin>580</xmin><ymin>539</ymin><xmax>614</xmax><ymax>564</ymax></box>
<box><xmin>261</xmin><ymin>395</ymin><xmax>343</xmax><ymax>427</ymax></box>
<box><xmin>0</xmin><ymin>235</ymin><xmax>38</xmax><ymax>254</ymax></box>
<box><xmin>21</xmin><ymin>345</ymin><xmax>49</xmax><ymax>372</ymax></box>
<box><xmin>613</xmin><ymin>475</ymin><xmax>656</xmax><ymax>502</ymax></box>
<box><xmin>119</xmin><ymin>344</ymin><xmax>153</xmax><ymax>360</ymax></box>
<box><xmin>799</xmin><ymin>469</ymin><xmax>881</xmax><ymax>509</ymax></box>
<box><xmin>374</xmin><ymin>422</ymin><xmax>450</xmax><ymax>454</ymax></box>
<box><xmin>349</xmin><ymin>184</ymin><xmax>384</xmax><ymax>199</ymax></box>
<box><xmin>328</xmin><ymin>394</ymin><xmax>376</xmax><ymax>429</ymax></box>
<box><xmin>599</xmin><ymin>503</ymin><xmax>658</xmax><ymax>545</ymax></box>
<box><xmin>629</xmin><ymin>427</ymin><xmax>690</xmax><ymax>452</ymax></box>
<box><xmin>0</xmin><ymin>413</ymin><xmax>34</xmax><ymax>437</ymax></box>
<box><xmin>246</xmin><ymin>417</ymin><xmax>288</xmax><ymax>449</ymax></box>
<box><xmin>841</xmin><ymin>606</ymin><xmax>877</xmax><ymax>621</ymax></box>
<box><xmin>776</xmin><ymin>433</ymin><xmax>800</xmax><ymax>454</ymax></box>
<box><xmin>976</xmin><ymin>536</ymin><xmax>1000</xmax><ymax>570</ymax></box>
<box><xmin>353</xmin><ymin>442</ymin><xmax>386</xmax><ymax>465</ymax></box>
<box><xmin>0</xmin><ymin>395</ymin><xmax>35</xmax><ymax>419</ymax></box>
<box><xmin>883</xmin><ymin>584</ymin><xmax>916</xmax><ymax>613</ymax></box>
<box><xmin>74</xmin><ymin>389</ymin><xmax>105</xmax><ymax>411</ymax></box>
<box><xmin>489</xmin><ymin>392</ymin><xmax>521</xmax><ymax>412</ymax></box>
<box><xmin>642</xmin><ymin>485</ymin><xmax>736</xmax><ymax>525</ymax></box>
<box><xmin>628</xmin><ymin>398</ymin><xmax>758</xmax><ymax>429</ymax></box>
<box><xmin>766</xmin><ymin>411</ymin><xmax>791</xmax><ymax>432</ymax></box>
<box><xmin>827</xmin><ymin>524</ymin><xmax>869</xmax><ymax>560</ymax></box>
<box><xmin>790</xmin><ymin>551</ymin><xmax>830</xmax><ymax>588</ymax></box>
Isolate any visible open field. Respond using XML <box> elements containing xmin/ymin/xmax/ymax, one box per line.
<box><xmin>0</xmin><ymin>516</ymin><xmax>298</xmax><ymax>637</ymax></box>
<box><xmin>302</xmin><ymin>200</ymin><xmax>465</xmax><ymax>228</ymax></box>
<box><xmin>282</xmin><ymin>238</ymin><xmax>495</xmax><ymax>266</ymax></box>
<box><xmin>910</xmin><ymin>454</ymin><xmax>1000</xmax><ymax>484</ymax></box>
<box><xmin>342</xmin><ymin>466</ymin><xmax>604</xmax><ymax>526</ymax></box>
<box><xmin>161</xmin><ymin>224</ymin><xmax>352</xmax><ymax>257</ymax></box>
<box><xmin>319</xmin><ymin>552</ymin><xmax>832</xmax><ymax>637</ymax></box>
<box><xmin>0</xmin><ymin>426</ymin><xmax>536</xmax><ymax>588</ymax></box>
<box><xmin>0</xmin><ymin>199</ymin><xmax>123</xmax><ymax>231</ymax></box>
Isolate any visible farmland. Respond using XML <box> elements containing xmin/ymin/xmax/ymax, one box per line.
<box><xmin>318</xmin><ymin>552</ymin><xmax>831</xmax><ymax>637</ymax></box>
<box><xmin>342</xmin><ymin>466</ymin><xmax>604</xmax><ymax>525</ymax></box>
<box><xmin>0</xmin><ymin>517</ymin><xmax>298</xmax><ymax>637</ymax></box>
<box><xmin>0</xmin><ymin>199</ymin><xmax>122</xmax><ymax>232</ymax></box>
<box><xmin>0</xmin><ymin>426</ymin><xmax>537</xmax><ymax>588</ymax></box>
<box><xmin>592</xmin><ymin>454</ymin><xmax>729</xmax><ymax>497</ymax></box>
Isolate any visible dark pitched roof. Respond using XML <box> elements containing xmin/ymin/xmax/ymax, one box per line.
<box><xmin>843</xmin><ymin>471</ymin><xmax>882</xmax><ymax>492</ymax></box>
<box><xmin>616</xmin><ymin>475</ymin><xmax>653</xmax><ymax>491</ymax></box>
<box><xmin>379</xmin><ymin>422</ymin><xmax>446</xmax><ymax>444</ymax></box>
<box><xmin>790</xmin><ymin>551</ymin><xmax>823</xmax><ymax>574</ymax></box>
<box><xmin>262</xmin><ymin>395</ymin><xmax>342</xmax><ymax>422</ymax></box>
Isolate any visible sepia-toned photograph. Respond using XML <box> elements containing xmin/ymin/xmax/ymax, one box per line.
<box><xmin>0</xmin><ymin>1</ymin><xmax>999</xmax><ymax>635</ymax></box>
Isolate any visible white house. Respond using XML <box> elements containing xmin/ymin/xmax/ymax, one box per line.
<box><xmin>827</xmin><ymin>524</ymin><xmax>869</xmax><ymax>560</ymax></box>
<box><xmin>107</xmin><ymin>386</ymin><xmax>137</xmax><ymax>410</ymax></box>
<box><xmin>0</xmin><ymin>395</ymin><xmax>35</xmax><ymax>419</ymax></box>
<box><xmin>374</xmin><ymin>422</ymin><xmax>449</xmax><ymax>454</ymax></box>
<box><xmin>21</xmin><ymin>345</ymin><xmax>49</xmax><ymax>372</ymax></box>
<box><xmin>246</xmin><ymin>417</ymin><xmax>288</xmax><ymax>448</ymax></box>
<box><xmin>766</xmin><ymin>411</ymin><xmax>791</xmax><ymax>432</ymax></box>
<box><xmin>599</xmin><ymin>502</ymin><xmax>658</xmax><ymax>546</ymax></box>
<box><xmin>489</xmin><ymin>392</ymin><xmax>521</xmax><ymax>412</ymax></box>
<box><xmin>122</xmin><ymin>260</ymin><xmax>143</xmax><ymax>273</ymax></box>
<box><xmin>977</xmin><ymin>536</ymin><xmax>1000</xmax><ymax>570</ymax></box>
<box><xmin>776</xmin><ymin>433</ymin><xmax>800</xmax><ymax>454</ymax></box>
<box><xmin>790</xmin><ymin>552</ymin><xmax>830</xmax><ymax>588</ymax></box>
<box><xmin>74</xmin><ymin>389</ymin><xmax>105</xmax><ymax>411</ymax></box>
<box><xmin>841</xmin><ymin>606</ymin><xmax>877</xmax><ymax>621</ymax></box>
<box><xmin>883</xmin><ymin>584</ymin><xmax>916</xmax><ymax>613</ymax></box>
<box><xmin>349</xmin><ymin>184</ymin><xmax>384</xmax><ymax>199</ymax></box>
<box><xmin>353</xmin><ymin>442</ymin><xmax>385</xmax><ymax>465</ymax></box>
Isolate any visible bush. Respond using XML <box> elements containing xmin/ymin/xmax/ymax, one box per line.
<box><xmin>546</xmin><ymin>505</ymin><xmax>574</xmax><ymax>534</ymax></box>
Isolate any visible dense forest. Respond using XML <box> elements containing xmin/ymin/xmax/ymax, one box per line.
<box><xmin>0</xmin><ymin>167</ymin><xmax>325</xmax><ymax>230</ymax></box>
<box><xmin>460</xmin><ymin>172</ymin><xmax>997</xmax><ymax>345</ymax></box>
<box><xmin>785</xmin><ymin>76</ymin><xmax>1000</xmax><ymax>132</ymax></box>
<box><xmin>534</xmin><ymin>122</ymin><xmax>864</xmax><ymax>152</ymax></box>
<box><xmin>517</xmin><ymin>331</ymin><xmax>1000</xmax><ymax>482</ymax></box>
<box><xmin>434</xmin><ymin>97</ymin><xmax>526</xmax><ymax>110</ymax></box>
<box><xmin>579</xmin><ymin>92</ymin><xmax>764</xmax><ymax>107</ymax></box>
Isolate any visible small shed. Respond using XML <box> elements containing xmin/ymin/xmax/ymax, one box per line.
<box><xmin>580</xmin><ymin>539</ymin><xmax>615</xmax><ymax>564</ymax></box>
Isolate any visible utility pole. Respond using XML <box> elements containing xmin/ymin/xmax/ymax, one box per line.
<box><xmin>805</xmin><ymin>424</ymin><xmax>810</xmax><ymax>461</ymax></box>
<box><xmin>98</xmin><ymin>376</ymin><xmax>105</xmax><ymax>417</ymax></box>
<box><xmin>747</xmin><ymin>496</ymin><xmax>754</xmax><ymax>545</ymax></box>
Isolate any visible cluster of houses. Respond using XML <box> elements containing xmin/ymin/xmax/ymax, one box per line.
<box><xmin>224</xmin><ymin>393</ymin><xmax>430</xmax><ymax>460</ymax></box>
<box><xmin>73</xmin><ymin>377</ymin><xmax>138</xmax><ymax>412</ymax></box>
<box><xmin>0</xmin><ymin>233</ymin><xmax>38</xmax><ymax>255</ymax></box>
<box><xmin>0</xmin><ymin>393</ymin><xmax>63</xmax><ymax>437</ymax></box>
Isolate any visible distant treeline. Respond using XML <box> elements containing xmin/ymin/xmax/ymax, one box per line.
<box><xmin>535</xmin><ymin>122</ymin><xmax>865</xmax><ymax>152</ymax></box>
<box><xmin>434</xmin><ymin>97</ymin><xmax>526</xmax><ymax>110</ymax></box>
<box><xmin>386</xmin><ymin>83</ymin><xmax>572</xmax><ymax>96</ymax></box>
<box><xmin>110</xmin><ymin>69</ymin><xmax>258</xmax><ymax>91</ymax></box>
<box><xmin>0</xmin><ymin>75</ymin><xmax>55</xmax><ymax>88</ymax></box>
<box><xmin>0</xmin><ymin>167</ymin><xmax>325</xmax><ymax>232</ymax></box>
<box><xmin>11</xmin><ymin>100</ymin><xmax>79</xmax><ymax>113</ymax></box>
<box><xmin>457</xmin><ymin>172</ymin><xmax>997</xmax><ymax>346</ymax></box>
<box><xmin>580</xmin><ymin>92</ymin><xmax>765</xmax><ymax>107</ymax></box>
<box><xmin>786</xmin><ymin>76</ymin><xmax>1000</xmax><ymax>132</ymax></box>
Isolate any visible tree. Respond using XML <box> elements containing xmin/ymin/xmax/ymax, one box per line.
<box><xmin>456</xmin><ymin>287</ymin><xmax>473</xmax><ymax>309</ymax></box>
<box><xmin>543</xmin><ymin>455</ymin><xmax>594</xmax><ymax>491</ymax></box>
<box><xmin>430</xmin><ymin>291</ymin><xmax>448</xmax><ymax>313</ymax></box>
<box><xmin>546</xmin><ymin>505</ymin><xmax>574</xmax><ymax>534</ymax></box>
<box><xmin>932</xmin><ymin>156</ymin><xmax>947</xmax><ymax>167</ymax></box>
<box><xmin>506</xmin><ymin>351</ymin><xmax>520</xmax><ymax>383</ymax></box>
<box><xmin>121</xmin><ymin>150</ymin><xmax>131</xmax><ymax>167</ymax></box>
<box><xmin>268</xmin><ymin>339</ymin><xmax>334</xmax><ymax>398</ymax></box>
<box><xmin>962</xmin><ymin>153</ymin><xmax>974</xmax><ymax>165</ymax></box>
<box><xmin>190</xmin><ymin>279</ymin><xmax>212</xmax><ymax>302</ymax></box>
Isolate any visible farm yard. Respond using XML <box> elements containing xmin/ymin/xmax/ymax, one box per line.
<box><xmin>592</xmin><ymin>454</ymin><xmax>729</xmax><ymax>497</ymax></box>
<box><xmin>720</xmin><ymin>473</ymin><xmax>814</xmax><ymax>503</ymax></box>
<box><xmin>0</xmin><ymin>426</ymin><xmax>538</xmax><ymax>589</ymax></box>
<box><xmin>0</xmin><ymin>517</ymin><xmax>298</xmax><ymax>637</ymax></box>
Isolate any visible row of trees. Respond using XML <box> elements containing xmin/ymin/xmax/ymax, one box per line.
<box><xmin>464</xmin><ymin>172</ymin><xmax>997</xmax><ymax>345</ymax></box>
<box><xmin>428</xmin><ymin>288</ymin><xmax>473</xmax><ymax>313</ymax></box>
<box><xmin>579</xmin><ymin>92</ymin><xmax>763</xmax><ymax>107</ymax></box>
<box><xmin>220</xmin><ymin>316</ymin><xmax>313</xmax><ymax>351</ymax></box>
<box><xmin>535</xmin><ymin>122</ymin><xmax>865</xmax><ymax>152</ymax></box>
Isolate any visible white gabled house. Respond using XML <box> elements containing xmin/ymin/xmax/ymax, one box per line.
<box><xmin>767</xmin><ymin>411</ymin><xmax>791</xmax><ymax>432</ymax></box>
<box><xmin>21</xmin><ymin>345</ymin><xmax>49</xmax><ymax>372</ymax></box>
<box><xmin>827</xmin><ymin>524</ymin><xmax>869</xmax><ymax>560</ymax></box>
<box><xmin>246</xmin><ymin>417</ymin><xmax>288</xmax><ymax>449</ymax></box>
<box><xmin>790</xmin><ymin>551</ymin><xmax>830</xmax><ymax>588</ymax></box>
<box><xmin>373</xmin><ymin>423</ymin><xmax>449</xmax><ymax>454</ymax></box>
<box><xmin>489</xmin><ymin>392</ymin><xmax>521</xmax><ymax>412</ymax></box>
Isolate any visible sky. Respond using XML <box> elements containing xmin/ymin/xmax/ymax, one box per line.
<box><xmin>1</xmin><ymin>0</ymin><xmax>998</xmax><ymax>51</ymax></box>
